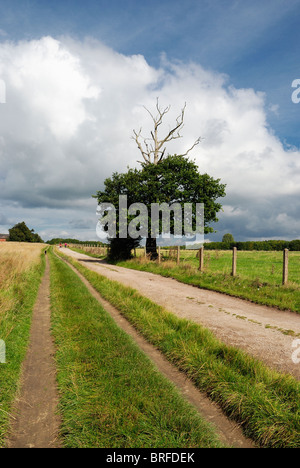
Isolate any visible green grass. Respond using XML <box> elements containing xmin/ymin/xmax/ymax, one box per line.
<box><xmin>57</xmin><ymin>249</ymin><xmax>300</xmax><ymax>448</ymax></box>
<box><xmin>49</xmin><ymin>250</ymin><xmax>225</xmax><ymax>448</ymax></box>
<box><xmin>116</xmin><ymin>253</ymin><xmax>300</xmax><ymax>314</ymax></box>
<box><xmin>177</xmin><ymin>250</ymin><xmax>300</xmax><ymax>286</ymax></box>
<box><xmin>0</xmin><ymin>252</ymin><xmax>45</xmax><ymax>447</ymax></box>
<box><xmin>67</xmin><ymin>246</ymin><xmax>106</xmax><ymax>259</ymax></box>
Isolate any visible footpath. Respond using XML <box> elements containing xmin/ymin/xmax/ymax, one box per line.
<box><xmin>6</xmin><ymin>257</ymin><xmax>61</xmax><ymax>449</ymax></box>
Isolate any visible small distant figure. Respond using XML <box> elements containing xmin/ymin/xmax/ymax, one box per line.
<box><xmin>64</xmin><ymin>243</ymin><xmax>67</xmax><ymax>248</ymax></box>
<box><xmin>59</xmin><ymin>243</ymin><xmax>62</xmax><ymax>249</ymax></box>
<box><xmin>44</xmin><ymin>249</ymin><xmax>47</xmax><ymax>255</ymax></box>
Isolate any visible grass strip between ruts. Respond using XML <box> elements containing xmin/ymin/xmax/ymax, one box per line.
<box><xmin>49</xmin><ymin>250</ymin><xmax>225</xmax><ymax>448</ymax></box>
<box><xmin>57</xmin><ymin>249</ymin><xmax>300</xmax><ymax>448</ymax></box>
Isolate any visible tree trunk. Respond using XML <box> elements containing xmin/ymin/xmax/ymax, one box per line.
<box><xmin>146</xmin><ymin>237</ymin><xmax>158</xmax><ymax>260</ymax></box>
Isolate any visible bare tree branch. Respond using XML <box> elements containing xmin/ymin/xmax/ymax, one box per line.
<box><xmin>132</xmin><ymin>128</ymin><xmax>150</xmax><ymax>164</ymax></box>
<box><xmin>180</xmin><ymin>136</ymin><xmax>202</xmax><ymax>157</ymax></box>
<box><xmin>132</xmin><ymin>98</ymin><xmax>201</xmax><ymax>165</ymax></box>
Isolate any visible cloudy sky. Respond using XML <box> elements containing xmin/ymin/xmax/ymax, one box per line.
<box><xmin>0</xmin><ymin>0</ymin><xmax>300</xmax><ymax>242</ymax></box>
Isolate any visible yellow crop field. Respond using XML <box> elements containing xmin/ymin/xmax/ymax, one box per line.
<box><xmin>0</xmin><ymin>243</ymin><xmax>45</xmax><ymax>319</ymax></box>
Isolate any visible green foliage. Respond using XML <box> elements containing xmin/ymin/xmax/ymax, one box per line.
<box><xmin>47</xmin><ymin>238</ymin><xmax>105</xmax><ymax>246</ymax></box>
<box><xmin>222</xmin><ymin>233</ymin><xmax>235</xmax><ymax>244</ymax></box>
<box><xmin>205</xmin><ymin>239</ymin><xmax>299</xmax><ymax>251</ymax></box>
<box><xmin>289</xmin><ymin>239</ymin><xmax>300</xmax><ymax>251</ymax></box>
<box><xmin>94</xmin><ymin>155</ymin><xmax>226</xmax><ymax>260</ymax></box>
<box><xmin>8</xmin><ymin>222</ymin><xmax>43</xmax><ymax>243</ymax></box>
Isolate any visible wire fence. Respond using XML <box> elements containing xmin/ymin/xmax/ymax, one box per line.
<box><xmin>139</xmin><ymin>246</ymin><xmax>299</xmax><ymax>287</ymax></box>
<box><xmin>69</xmin><ymin>244</ymin><xmax>299</xmax><ymax>287</ymax></box>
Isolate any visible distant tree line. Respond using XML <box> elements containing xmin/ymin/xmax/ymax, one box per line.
<box><xmin>205</xmin><ymin>239</ymin><xmax>300</xmax><ymax>251</ymax></box>
<box><xmin>46</xmin><ymin>237</ymin><xmax>300</xmax><ymax>251</ymax></box>
<box><xmin>47</xmin><ymin>238</ymin><xmax>106</xmax><ymax>246</ymax></box>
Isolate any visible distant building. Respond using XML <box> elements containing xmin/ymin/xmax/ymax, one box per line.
<box><xmin>0</xmin><ymin>234</ymin><xmax>9</xmax><ymax>242</ymax></box>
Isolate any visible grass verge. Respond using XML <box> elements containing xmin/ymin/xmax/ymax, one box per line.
<box><xmin>49</xmin><ymin>249</ymin><xmax>225</xmax><ymax>448</ymax></box>
<box><xmin>0</xmin><ymin>249</ymin><xmax>46</xmax><ymax>447</ymax></box>
<box><xmin>67</xmin><ymin>246</ymin><xmax>106</xmax><ymax>259</ymax></box>
<box><xmin>57</xmin><ymin>249</ymin><xmax>300</xmax><ymax>448</ymax></box>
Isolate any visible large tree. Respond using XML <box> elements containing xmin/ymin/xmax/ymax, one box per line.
<box><xmin>94</xmin><ymin>155</ymin><xmax>226</xmax><ymax>260</ymax></box>
<box><xmin>8</xmin><ymin>222</ymin><xmax>43</xmax><ymax>243</ymax></box>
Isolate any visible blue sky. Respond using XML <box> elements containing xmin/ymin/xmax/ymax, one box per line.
<box><xmin>0</xmin><ymin>0</ymin><xmax>299</xmax><ymax>241</ymax></box>
<box><xmin>1</xmin><ymin>0</ymin><xmax>300</xmax><ymax>144</ymax></box>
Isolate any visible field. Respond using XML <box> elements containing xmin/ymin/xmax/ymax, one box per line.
<box><xmin>0</xmin><ymin>243</ymin><xmax>45</xmax><ymax>317</ymax></box>
<box><xmin>0</xmin><ymin>243</ymin><xmax>46</xmax><ymax>445</ymax></box>
<box><xmin>139</xmin><ymin>248</ymin><xmax>300</xmax><ymax>286</ymax></box>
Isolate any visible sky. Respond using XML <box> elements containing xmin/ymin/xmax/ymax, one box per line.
<box><xmin>0</xmin><ymin>0</ymin><xmax>299</xmax><ymax>242</ymax></box>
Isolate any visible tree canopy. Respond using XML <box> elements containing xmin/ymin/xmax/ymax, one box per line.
<box><xmin>94</xmin><ymin>155</ymin><xmax>226</xmax><ymax>260</ymax></box>
<box><xmin>8</xmin><ymin>222</ymin><xmax>43</xmax><ymax>243</ymax></box>
<box><xmin>222</xmin><ymin>233</ymin><xmax>235</xmax><ymax>244</ymax></box>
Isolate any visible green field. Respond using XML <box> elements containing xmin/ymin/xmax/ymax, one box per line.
<box><xmin>142</xmin><ymin>249</ymin><xmax>300</xmax><ymax>287</ymax></box>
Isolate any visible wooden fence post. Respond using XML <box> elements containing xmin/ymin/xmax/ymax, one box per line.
<box><xmin>198</xmin><ymin>247</ymin><xmax>204</xmax><ymax>272</ymax></box>
<box><xmin>158</xmin><ymin>246</ymin><xmax>161</xmax><ymax>264</ymax></box>
<box><xmin>232</xmin><ymin>247</ymin><xmax>237</xmax><ymax>277</ymax></box>
<box><xmin>283</xmin><ymin>249</ymin><xmax>289</xmax><ymax>285</ymax></box>
<box><xmin>177</xmin><ymin>245</ymin><xmax>180</xmax><ymax>265</ymax></box>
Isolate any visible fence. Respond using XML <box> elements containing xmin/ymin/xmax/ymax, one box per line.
<box><xmin>70</xmin><ymin>244</ymin><xmax>295</xmax><ymax>286</ymax></box>
<box><xmin>230</xmin><ymin>247</ymin><xmax>289</xmax><ymax>286</ymax></box>
<box><xmin>145</xmin><ymin>246</ymin><xmax>294</xmax><ymax>286</ymax></box>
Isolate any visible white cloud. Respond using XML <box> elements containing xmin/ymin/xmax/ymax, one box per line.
<box><xmin>1</xmin><ymin>36</ymin><xmax>100</xmax><ymax>140</ymax></box>
<box><xmin>0</xmin><ymin>35</ymin><xmax>299</xmax><ymax>241</ymax></box>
